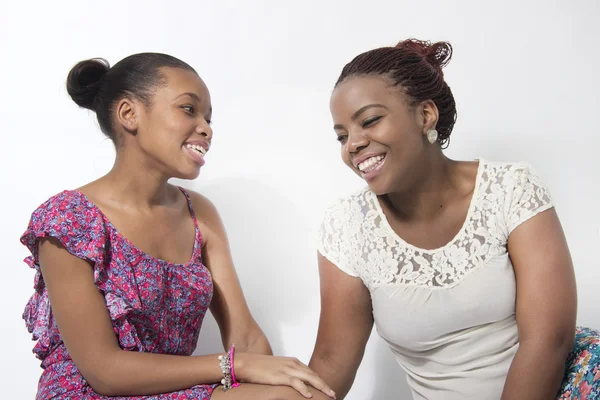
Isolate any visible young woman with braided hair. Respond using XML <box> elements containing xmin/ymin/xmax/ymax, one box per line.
<box><xmin>308</xmin><ymin>39</ymin><xmax>600</xmax><ymax>399</ymax></box>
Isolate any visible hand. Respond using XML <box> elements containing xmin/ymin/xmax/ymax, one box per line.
<box><xmin>234</xmin><ymin>353</ymin><xmax>336</xmax><ymax>399</ymax></box>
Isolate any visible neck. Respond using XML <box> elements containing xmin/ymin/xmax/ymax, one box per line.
<box><xmin>101</xmin><ymin>150</ymin><xmax>173</xmax><ymax>208</ymax></box>
<box><xmin>383</xmin><ymin>153</ymin><xmax>456</xmax><ymax>221</ymax></box>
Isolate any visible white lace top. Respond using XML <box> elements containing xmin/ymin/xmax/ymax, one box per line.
<box><xmin>318</xmin><ymin>159</ymin><xmax>553</xmax><ymax>400</ymax></box>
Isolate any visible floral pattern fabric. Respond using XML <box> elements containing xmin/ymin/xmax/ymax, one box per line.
<box><xmin>558</xmin><ymin>327</ymin><xmax>600</xmax><ymax>400</ymax></box>
<box><xmin>21</xmin><ymin>189</ymin><xmax>217</xmax><ymax>399</ymax></box>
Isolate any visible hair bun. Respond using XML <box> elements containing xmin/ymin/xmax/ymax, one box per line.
<box><xmin>66</xmin><ymin>58</ymin><xmax>110</xmax><ymax>110</ymax></box>
<box><xmin>396</xmin><ymin>39</ymin><xmax>452</xmax><ymax>75</ymax></box>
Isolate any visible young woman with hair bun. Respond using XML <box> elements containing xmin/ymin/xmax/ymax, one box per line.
<box><xmin>21</xmin><ymin>53</ymin><xmax>337</xmax><ymax>400</ymax></box>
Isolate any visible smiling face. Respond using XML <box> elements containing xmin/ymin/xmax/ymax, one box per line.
<box><xmin>330</xmin><ymin>74</ymin><xmax>439</xmax><ymax>195</ymax></box>
<box><xmin>119</xmin><ymin>67</ymin><xmax>213</xmax><ymax>180</ymax></box>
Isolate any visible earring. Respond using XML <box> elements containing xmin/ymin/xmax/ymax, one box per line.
<box><xmin>427</xmin><ymin>129</ymin><xmax>438</xmax><ymax>144</ymax></box>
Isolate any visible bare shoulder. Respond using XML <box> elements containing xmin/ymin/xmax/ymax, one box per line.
<box><xmin>182</xmin><ymin>187</ymin><xmax>219</xmax><ymax>220</ymax></box>
<box><xmin>181</xmin><ymin>188</ymin><xmax>225</xmax><ymax>248</ymax></box>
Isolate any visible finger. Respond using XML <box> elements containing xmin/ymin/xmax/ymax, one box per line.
<box><xmin>289</xmin><ymin>377</ymin><xmax>312</xmax><ymax>398</ymax></box>
<box><xmin>288</xmin><ymin>357</ymin><xmax>308</xmax><ymax>368</ymax></box>
<box><xmin>304</xmin><ymin>375</ymin><xmax>336</xmax><ymax>399</ymax></box>
<box><xmin>285</xmin><ymin>367</ymin><xmax>336</xmax><ymax>399</ymax></box>
<box><xmin>289</xmin><ymin>359</ymin><xmax>322</xmax><ymax>378</ymax></box>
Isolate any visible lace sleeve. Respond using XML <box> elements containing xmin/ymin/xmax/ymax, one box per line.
<box><xmin>317</xmin><ymin>202</ymin><xmax>359</xmax><ymax>277</ymax></box>
<box><xmin>505</xmin><ymin>163</ymin><xmax>553</xmax><ymax>235</ymax></box>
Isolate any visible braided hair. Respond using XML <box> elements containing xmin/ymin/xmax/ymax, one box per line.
<box><xmin>336</xmin><ymin>39</ymin><xmax>456</xmax><ymax>148</ymax></box>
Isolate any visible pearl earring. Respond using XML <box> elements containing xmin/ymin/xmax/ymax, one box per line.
<box><xmin>427</xmin><ymin>129</ymin><xmax>438</xmax><ymax>144</ymax></box>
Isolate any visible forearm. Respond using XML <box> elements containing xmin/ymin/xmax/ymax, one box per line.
<box><xmin>226</xmin><ymin>324</ymin><xmax>273</xmax><ymax>355</ymax></box>
<box><xmin>501</xmin><ymin>343</ymin><xmax>569</xmax><ymax>400</ymax></box>
<box><xmin>242</xmin><ymin>331</ymin><xmax>273</xmax><ymax>355</ymax></box>
<box><xmin>89</xmin><ymin>349</ymin><xmax>224</xmax><ymax>396</ymax></box>
<box><xmin>309</xmin><ymin>354</ymin><xmax>357</xmax><ymax>400</ymax></box>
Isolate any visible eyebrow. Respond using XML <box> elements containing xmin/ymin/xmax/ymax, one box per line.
<box><xmin>333</xmin><ymin>104</ymin><xmax>388</xmax><ymax>130</ymax></box>
<box><xmin>175</xmin><ymin>92</ymin><xmax>201</xmax><ymax>101</ymax></box>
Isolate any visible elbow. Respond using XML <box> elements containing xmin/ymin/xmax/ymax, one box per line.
<box><xmin>233</xmin><ymin>324</ymin><xmax>272</xmax><ymax>355</ymax></box>
<box><xmin>521</xmin><ymin>326</ymin><xmax>576</xmax><ymax>361</ymax></box>
<box><xmin>555</xmin><ymin>327</ymin><xmax>577</xmax><ymax>359</ymax></box>
<box><xmin>310</xmin><ymin>349</ymin><xmax>358</xmax><ymax>385</ymax></box>
<box><xmin>84</xmin><ymin>372</ymin><xmax>120</xmax><ymax>397</ymax></box>
<box><xmin>310</xmin><ymin>347</ymin><xmax>334</xmax><ymax>369</ymax></box>
<box><xmin>310</xmin><ymin>355</ymin><xmax>356</xmax><ymax>400</ymax></box>
<box><xmin>311</xmin><ymin>349</ymin><xmax>341</xmax><ymax>368</ymax></box>
<box><xmin>551</xmin><ymin>325</ymin><xmax>576</xmax><ymax>357</ymax></box>
<box><xmin>79</xmin><ymin>358</ymin><xmax>125</xmax><ymax>396</ymax></box>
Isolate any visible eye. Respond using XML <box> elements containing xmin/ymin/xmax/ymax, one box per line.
<box><xmin>336</xmin><ymin>134</ymin><xmax>347</xmax><ymax>144</ymax></box>
<box><xmin>205</xmin><ymin>116</ymin><xmax>212</xmax><ymax>125</ymax></box>
<box><xmin>362</xmin><ymin>116</ymin><xmax>381</xmax><ymax>128</ymax></box>
<box><xmin>182</xmin><ymin>105</ymin><xmax>195</xmax><ymax>114</ymax></box>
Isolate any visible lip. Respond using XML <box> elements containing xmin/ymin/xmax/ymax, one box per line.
<box><xmin>360</xmin><ymin>155</ymin><xmax>386</xmax><ymax>181</ymax></box>
<box><xmin>183</xmin><ymin>139</ymin><xmax>210</xmax><ymax>166</ymax></box>
<box><xmin>184</xmin><ymin>146</ymin><xmax>206</xmax><ymax>166</ymax></box>
<box><xmin>352</xmin><ymin>152</ymin><xmax>386</xmax><ymax>169</ymax></box>
<box><xmin>184</xmin><ymin>139</ymin><xmax>210</xmax><ymax>152</ymax></box>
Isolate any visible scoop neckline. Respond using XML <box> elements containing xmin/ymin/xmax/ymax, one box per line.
<box><xmin>70</xmin><ymin>188</ymin><xmax>201</xmax><ymax>267</ymax></box>
<box><xmin>370</xmin><ymin>158</ymin><xmax>485</xmax><ymax>254</ymax></box>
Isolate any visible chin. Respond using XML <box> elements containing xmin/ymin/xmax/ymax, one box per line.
<box><xmin>367</xmin><ymin>184</ymin><xmax>389</xmax><ymax>196</ymax></box>
<box><xmin>365</xmin><ymin>179</ymin><xmax>387</xmax><ymax>196</ymax></box>
<box><xmin>365</xmin><ymin>174</ymin><xmax>397</xmax><ymax>196</ymax></box>
<box><xmin>175</xmin><ymin>167</ymin><xmax>201</xmax><ymax>181</ymax></box>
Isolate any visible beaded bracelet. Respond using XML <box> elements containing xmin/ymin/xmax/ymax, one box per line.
<box><xmin>218</xmin><ymin>344</ymin><xmax>240</xmax><ymax>391</ymax></box>
<box><xmin>229</xmin><ymin>345</ymin><xmax>240</xmax><ymax>388</ymax></box>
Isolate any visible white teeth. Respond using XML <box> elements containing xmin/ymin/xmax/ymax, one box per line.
<box><xmin>357</xmin><ymin>155</ymin><xmax>384</xmax><ymax>172</ymax></box>
<box><xmin>186</xmin><ymin>144</ymin><xmax>207</xmax><ymax>157</ymax></box>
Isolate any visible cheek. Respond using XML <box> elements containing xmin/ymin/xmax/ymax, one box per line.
<box><xmin>168</xmin><ymin>115</ymin><xmax>192</xmax><ymax>134</ymax></box>
<box><xmin>146</xmin><ymin>117</ymin><xmax>188</xmax><ymax>147</ymax></box>
<box><xmin>382</xmin><ymin>124</ymin><xmax>421</xmax><ymax>152</ymax></box>
<box><xmin>340</xmin><ymin>145</ymin><xmax>352</xmax><ymax>166</ymax></box>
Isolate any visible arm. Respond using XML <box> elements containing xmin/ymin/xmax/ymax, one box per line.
<box><xmin>501</xmin><ymin>208</ymin><xmax>577</xmax><ymax>399</ymax></box>
<box><xmin>40</xmin><ymin>211</ymin><xmax>335</xmax><ymax>398</ymax></box>
<box><xmin>41</xmin><ymin>238</ymin><xmax>334</xmax><ymax>397</ymax></box>
<box><xmin>188</xmin><ymin>191</ymin><xmax>336</xmax><ymax>399</ymax></box>
<box><xmin>309</xmin><ymin>253</ymin><xmax>374</xmax><ymax>399</ymax></box>
<box><xmin>39</xmin><ymin>237</ymin><xmax>226</xmax><ymax>396</ymax></box>
<box><xmin>189</xmin><ymin>191</ymin><xmax>271</xmax><ymax>355</ymax></box>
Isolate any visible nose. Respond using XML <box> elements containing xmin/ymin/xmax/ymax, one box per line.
<box><xmin>346</xmin><ymin>129</ymin><xmax>368</xmax><ymax>154</ymax></box>
<box><xmin>196</xmin><ymin>120</ymin><xmax>213</xmax><ymax>141</ymax></box>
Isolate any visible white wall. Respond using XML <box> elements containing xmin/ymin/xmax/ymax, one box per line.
<box><xmin>1</xmin><ymin>1</ymin><xmax>598</xmax><ymax>398</ymax></box>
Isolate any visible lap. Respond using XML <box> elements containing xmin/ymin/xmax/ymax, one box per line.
<box><xmin>210</xmin><ymin>384</ymin><xmax>331</xmax><ymax>400</ymax></box>
<box><xmin>557</xmin><ymin>326</ymin><xmax>600</xmax><ymax>399</ymax></box>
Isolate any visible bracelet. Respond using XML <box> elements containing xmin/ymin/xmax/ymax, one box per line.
<box><xmin>229</xmin><ymin>345</ymin><xmax>240</xmax><ymax>388</ymax></box>
<box><xmin>218</xmin><ymin>345</ymin><xmax>240</xmax><ymax>391</ymax></box>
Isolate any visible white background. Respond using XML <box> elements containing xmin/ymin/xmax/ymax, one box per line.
<box><xmin>1</xmin><ymin>1</ymin><xmax>599</xmax><ymax>398</ymax></box>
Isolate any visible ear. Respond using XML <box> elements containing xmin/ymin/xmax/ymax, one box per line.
<box><xmin>418</xmin><ymin>100</ymin><xmax>439</xmax><ymax>134</ymax></box>
<box><xmin>115</xmin><ymin>97</ymin><xmax>140</xmax><ymax>134</ymax></box>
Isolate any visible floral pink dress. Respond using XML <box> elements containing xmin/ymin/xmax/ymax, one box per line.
<box><xmin>21</xmin><ymin>189</ymin><xmax>218</xmax><ymax>399</ymax></box>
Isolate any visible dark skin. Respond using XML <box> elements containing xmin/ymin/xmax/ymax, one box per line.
<box><xmin>39</xmin><ymin>67</ymin><xmax>335</xmax><ymax>400</ymax></box>
<box><xmin>309</xmin><ymin>75</ymin><xmax>577</xmax><ymax>399</ymax></box>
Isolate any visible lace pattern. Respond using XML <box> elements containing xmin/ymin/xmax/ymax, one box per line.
<box><xmin>317</xmin><ymin>160</ymin><xmax>553</xmax><ymax>291</ymax></box>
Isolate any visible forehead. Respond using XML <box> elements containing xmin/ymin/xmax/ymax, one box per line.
<box><xmin>330</xmin><ymin>75</ymin><xmax>403</xmax><ymax>115</ymax></box>
<box><xmin>157</xmin><ymin>67</ymin><xmax>211</xmax><ymax>105</ymax></box>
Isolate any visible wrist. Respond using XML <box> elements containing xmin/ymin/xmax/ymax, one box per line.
<box><xmin>233</xmin><ymin>351</ymin><xmax>249</xmax><ymax>381</ymax></box>
<box><xmin>218</xmin><ymin>345</ymin><xmax>241</xmax><ymax>391</ymax></box>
